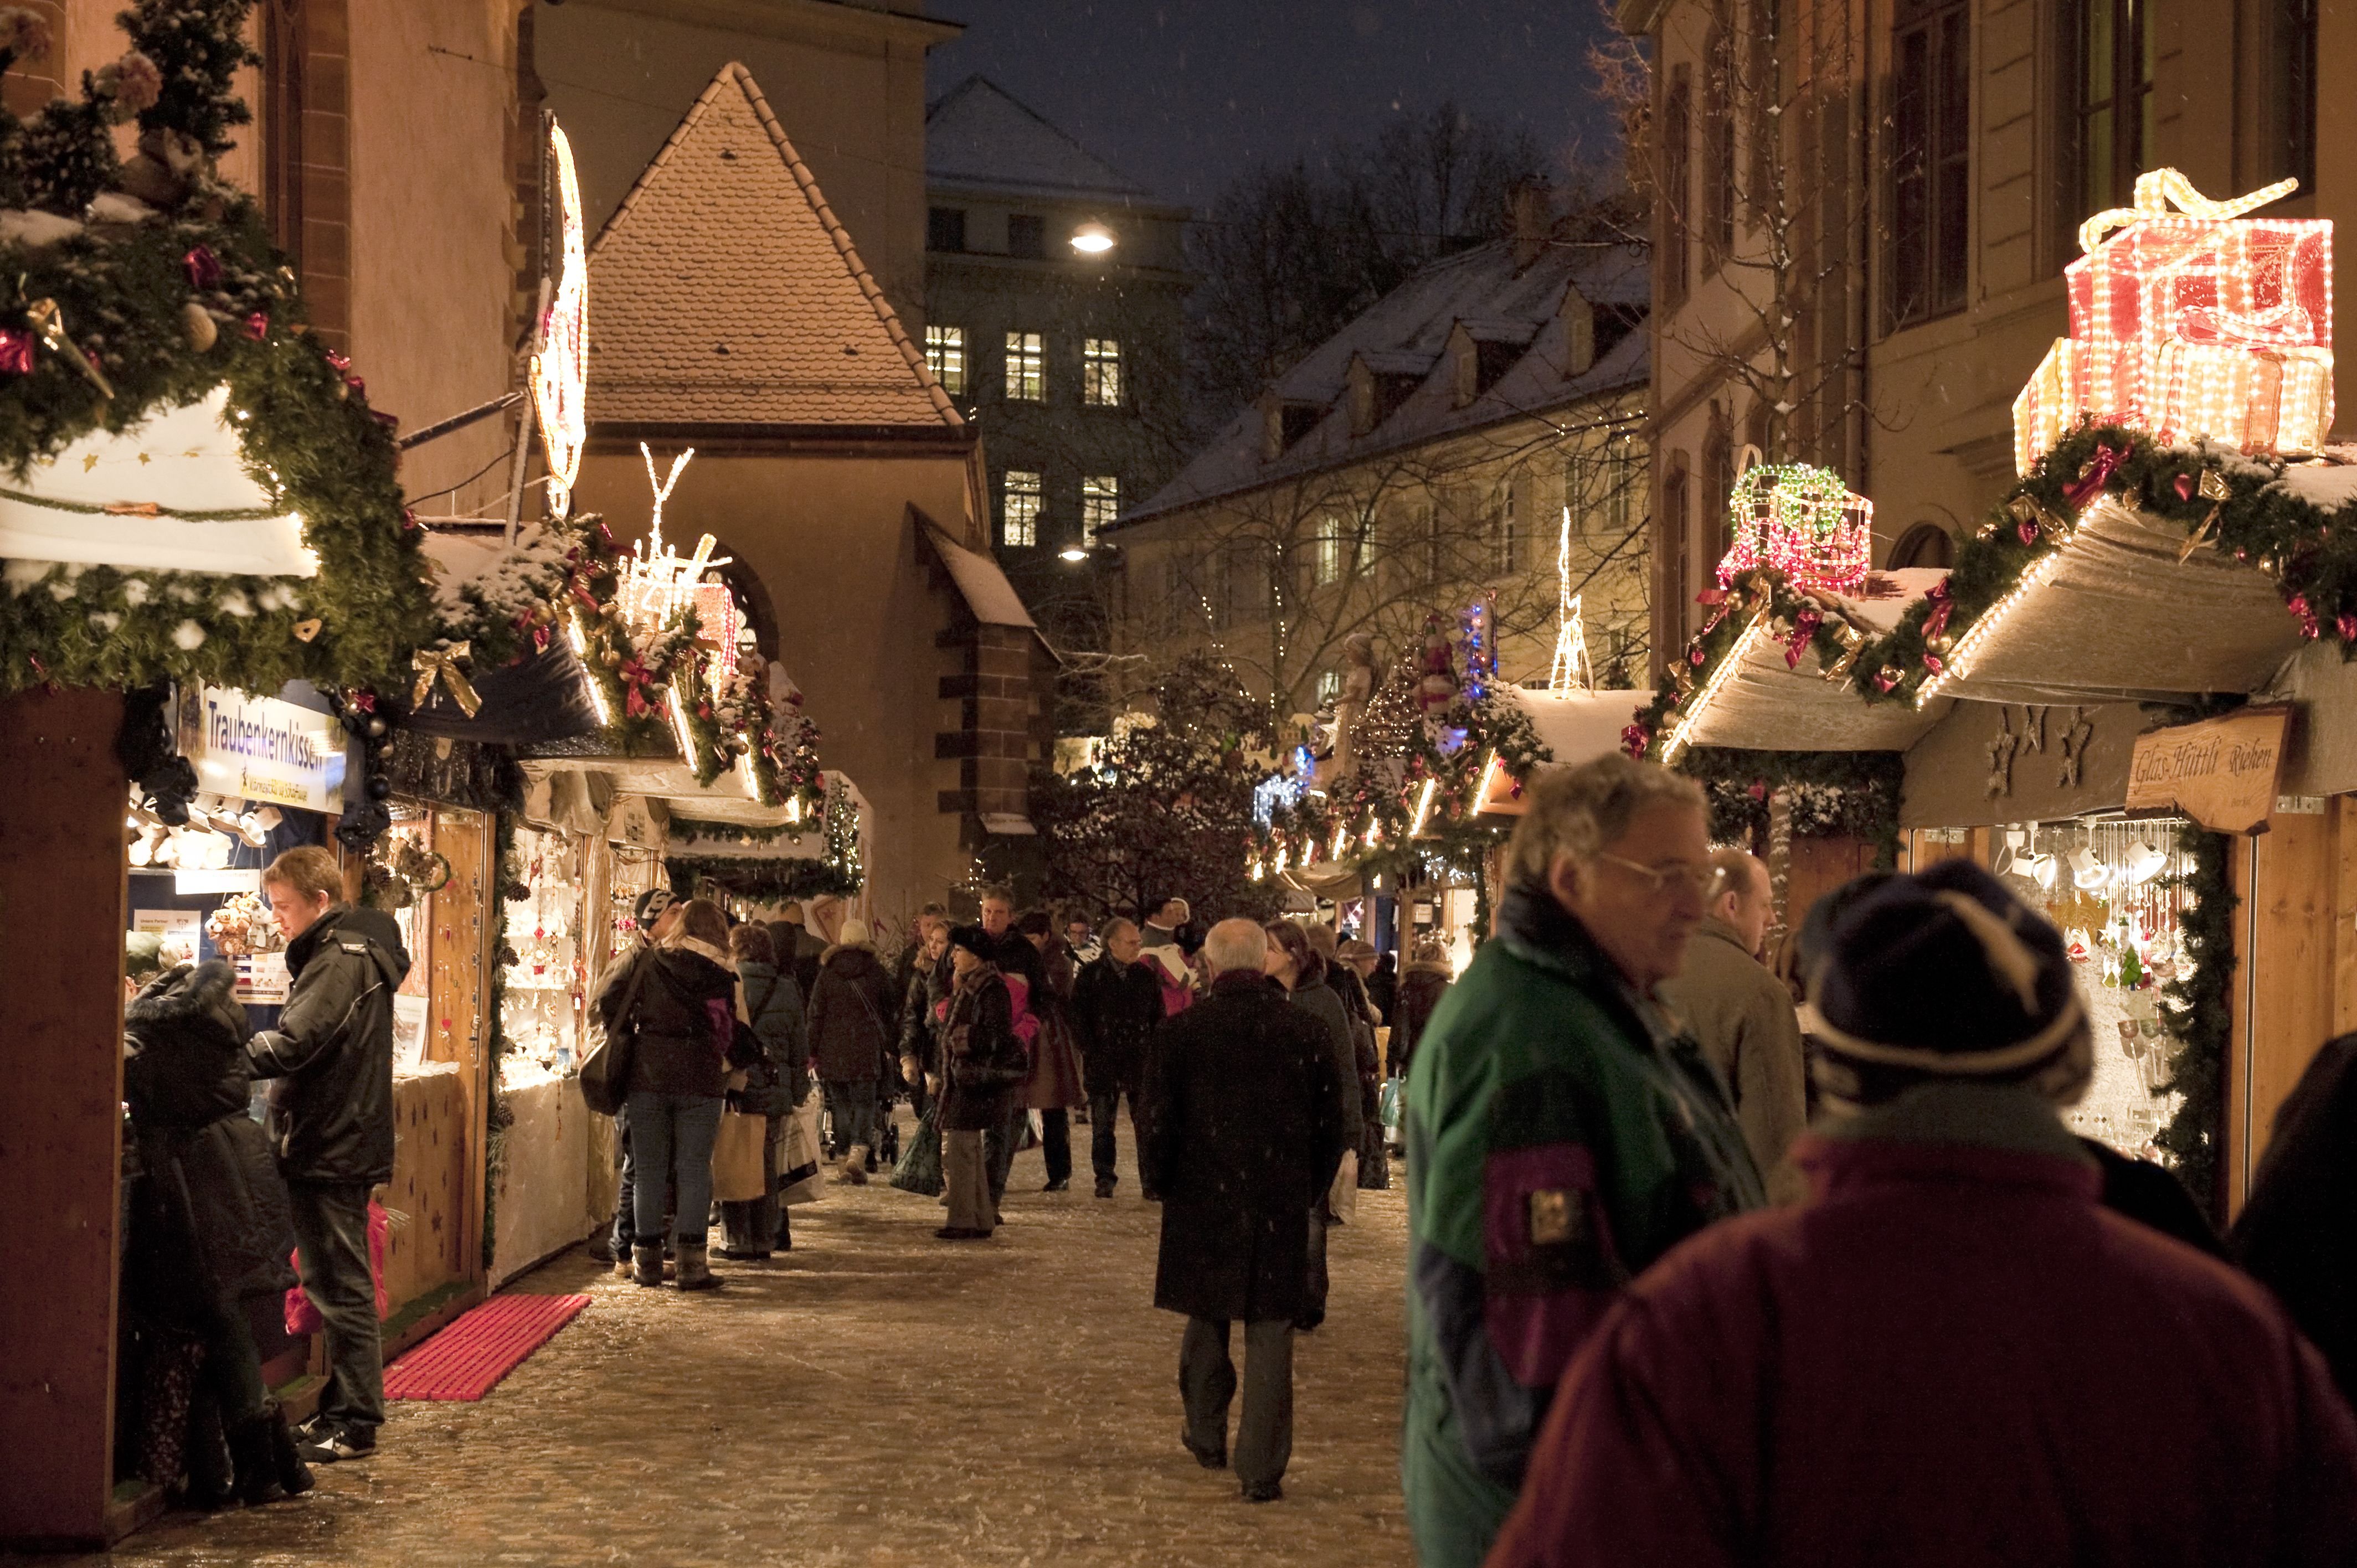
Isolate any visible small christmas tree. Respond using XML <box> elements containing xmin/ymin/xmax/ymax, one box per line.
<box><xmin>119</xmin><ymin>0</ymin><xmax>259</xmax><ymax>156</ymax></box>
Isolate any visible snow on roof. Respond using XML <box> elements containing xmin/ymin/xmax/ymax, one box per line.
<box><xmin>1128</xmin><ymin>240</ymin><xmax>1648</xmax><ymax>523</ymax></box>
<box><xmin>588</xmin><ymin>63</ymin><xmax>961</xmax><ymax>431</ymax></box>
<box><xmin>926</xmin><ymin>76</ymin><xmax>1147</xmax><ymax>201</ymax></box>
<box><xmin>2268</xmin><ymin>455</ymin><xmax>2357</xmax><ymax>510</ymax></box>
<box><xmin>924</xmin><ymin>521</ymin><xmax>1037</xmax><ymax>631</ymax></box>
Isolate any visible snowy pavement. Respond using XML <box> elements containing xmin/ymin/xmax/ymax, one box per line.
<box><xmin>63</xmin><ymin>1123</ymin><xmax>1414</xmax><ymax>1567</ymax></box>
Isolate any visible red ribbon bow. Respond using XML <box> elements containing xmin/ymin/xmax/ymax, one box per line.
<box><xmin>2061</xmin><ymin>441</ymin><xmax>2129</xmax><ymax>510</ymax></box>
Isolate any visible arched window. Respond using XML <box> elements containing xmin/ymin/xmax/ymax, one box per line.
<box><xmin>1888</xmin><ymin>522</ymin><xmax>1955</xmax><ymax>570</ymax></box>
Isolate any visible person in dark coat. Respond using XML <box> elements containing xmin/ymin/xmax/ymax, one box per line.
<box><xmin>1366</xmin><ymin>949</ymin><xmax>1398</xmax><ymax>1026</ymax></box>
<box><xmin>896</xmin><ymin>915</ymin><xmax>950</xmax><ymax>1122</ymax></box>
<box><xmin>765</xmin><ymin>899</ymin><xmax>826</xmax><ymax>1003</ymax></box>
<box><xmin>1072</xmin><ymin>917</ymin><xmax>1167</xmax><ymax>1199</ymax></box>
<box><xmin>937</xmin><ymin>925</ymin><xmax>1026</xmax><ymax>1238</ymax></box>
<box><xmin>1489</xmin><ymin>863</ymin><xmax>2357</xmax><ymax>1568</ymax></box>
<box><xmin>1321</xmin><ymin>934</ymin><xmax>1387</xmax><ymax>1191</ymax></box>
<box><xmin>125</xmin><ymin>958</ymin><xmax>312</xmax><ymax>1507</ymax></box>
<box><xmin>2235</xmin><ymin>1032</ymin><xmax>2357</xmax><ymax>1404</ymax></box>
<box><xmin>590</xmin><ymin>888</ymin><xmax>684</xmax><ymax>1272</ymax></box>
<box><xmin>978</xmin><ymin>886</ymin><xmax>1048</xmax><ymax>1207</ymax></box>
<box><xmin>806</xmin><ymin>917</ymin><xmax>898</xmax><ymax>1180</ymax></box>
<box><xmin>246</xmin><ymin>845</ymin><xmax>411</xmax><ymax>1465</ymax></box>
<box><xmin>1016</xmin><ymin>908</ymin><xmax>1087</xmax><ymax>1192</ymax></box>
<box><xmin>1389</xmin><ymin>939</ymin><xmax>1452</xmax><ymax>1078</ymax></box>
<box><xmin>1265</xmin><ymin>919</ymin><xmax>1358</xmax><ymax>1332</ymax></box>
<box><xmin>1143</xmin><ymin>919</ymin><xmax>1347</xmax><ymax>1504</ymax></box>
<box><xmin>600</xmin><ymin>899</ymin><xmax>756</xmax><ymax>1291</ymax></box>
<box><xmin>716</xmin><ymin>924</ymin><xmax>806</xmax><ymax>1260</ymax></box>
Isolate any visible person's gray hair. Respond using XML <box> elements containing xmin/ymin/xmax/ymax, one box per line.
<box><xmin>1504</xmin><ymin>755</ymin><xmax>1707</xmax><ymax>888</ymax></box>
<box><xmin>1708</xmin><ymin>847</ymin><xmax>1764</xmax><ymax>905</ymax></box>
<box><xmin>1200</xmin><ymin>917</ymin><xmax>1268</xmax><ymax>977</ymax></box>
<box><xmin>1101</xmin><ymin>916</ymin><xmax>1139</xmax><ymax>942</ymax></box>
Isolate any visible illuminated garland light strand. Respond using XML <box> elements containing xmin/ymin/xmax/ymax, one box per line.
<box><xmin>1660</xmin><ymin>612</ymin><xmax>1769</xmax><ymax>766</ymax></box>
<box><xmin>1912</xmin><ymin>530</ymin><xmax>2079</xmax><ymax>708</ymax></box>
<box><xmin>533</xmin><ymin>121</ymin><xmax>590</xmax><ymax>520</ymax></box>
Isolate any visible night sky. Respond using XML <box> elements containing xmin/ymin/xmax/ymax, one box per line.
<box><xmin>924</xmin><ymin>0</ymin><xmax>1627</xmax><ymax>208</ymax></box>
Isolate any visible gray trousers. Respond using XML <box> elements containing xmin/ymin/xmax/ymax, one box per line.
<box><xmin>288</xmin><ymin>1179</ymin><xmax>384</xmax><ymax>1434</ymax></box>
<box><xmin>1180</xmin><ymin>1317</ymin><xmax>1294</xmax><ymax>1490</ymax></box>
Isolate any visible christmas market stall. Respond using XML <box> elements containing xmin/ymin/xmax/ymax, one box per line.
<box><xmin>1639</xmin><ymin>170</ymin><xmax>2357</xmax><ymax>1219</ymax></box>
<box><xmin>0</xmin><ymin>7</ymin><xmax>429</xmax><ymax>1544</ymax></box>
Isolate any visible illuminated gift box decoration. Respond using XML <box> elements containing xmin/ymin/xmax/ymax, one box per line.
<box><xmin>2013</xmin><ymin>169</ymin><xmax>2333</xmax><ymax>474</ymax></box>
<box><xmin>1717</xmin><ymin>461</ymin><xmax>1872</xmax><ymax>595</ymax></box>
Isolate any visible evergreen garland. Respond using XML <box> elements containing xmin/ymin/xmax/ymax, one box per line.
<box><xmin>2154</xmin><ymin>823</ymin><xmax>2232</xmax><ymax>1215</ymax></box>
<box><xmin>119</xmin><ymin>0</ymin><xmax>259</xmax><ymax>155</ymax></box>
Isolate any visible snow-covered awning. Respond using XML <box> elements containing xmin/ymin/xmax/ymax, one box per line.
<box><xmin>1678</xmin><ymin>568</ymin><xmax>1953</xmax><ymax>752</ymax></box>
<box><xmin>0</xmin><ymin>386</ymin><xmax>315</xmax><ymax>576</ymax></box>
<box><xmin>1502</xmin><ymin>687</ymin><xmax>1655</xmax><ymax>768</ymax></box>
<box><xmin>1915</xmin><ymin>493</ymin><xmax>2305</xmax><ymax>704</ymax></box>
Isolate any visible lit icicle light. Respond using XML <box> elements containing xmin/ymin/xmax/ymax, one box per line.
<box><xmin>1660</xmin><ymin>616</ymin><xmax>1768</xmax><ymax>766</ymax></box>
<box><xmin>1331</xmin><ymin>822</ymin><xmax>1350</xmax><ymax>862</ymax></box>
<box><xmin>1409</xmin><ymin>777</ymin><xmax>1439</xmax><ymax>837</ymax></box>
<box><xmin>666</xmin><ymin>685</ymin><xmax>699</xmax><ymax>762</ymax></box>
<box><xmin>568</xmin><ymin>611</ymin><xmax>614</xmax><ymax>727</ymax></box>
<box><xmin>737</xmin><ymin>741</ymin><xmax>761</xmax><ymax>801</ymax></box>
<box><xmin>1913</xmin><ymin>534</ymin><xmax>2077</xmax><ymax>708</ymax></box>
<box><xmin>1473</xmin><ymin>750</ymin><xmax>1504</xmax><ymax>811</ymax></box>
<box><xmin>1363</xmin><ymin>816</ymin><xmax>1382</xmax><ymax>848</ymax></box>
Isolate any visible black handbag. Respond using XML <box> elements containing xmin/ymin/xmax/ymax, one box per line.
<box><xmin>578</xmin><ymin>953</ymin><xmax>650</xmax><ymax>1116</ymax></box>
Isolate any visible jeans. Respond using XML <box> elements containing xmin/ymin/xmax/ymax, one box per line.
<box><xmin>822</xmin><ymin>1078</ymin><xmax>878</xmax><ymax>1154</ymax></box>
<box><xmin>608</xmin><ymin>1112</ymin><xmax>635</xmax><ymax>1254</ymax></box>
<box><xmin>287</xmin><ymin>1179</ymin><xmax>383</xmax><ymax>1436</ymax></box>
<box><xmin>1040</xmin><ymin>1108</ymin><xmax>1071</xmax><ymax>1185</ymax></box>
<box><xmin>625</xmin><ymin>1090</ymin><xmax>724</xmax><ymax>1246</ymax></box>
<box><xmin>1181</xmin><ymin>1317</ymin><xmax>1295</xmax><ymax>1490</ymax></box>
<box><xmin>1088</xmin><ymin>1084</ymin><xmax>1146</xmax><ymax>1188</ymax></box>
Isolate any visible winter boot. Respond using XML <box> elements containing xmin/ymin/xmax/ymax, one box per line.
<box><xmin>838</xmin><ymin>1146</ymin><xmax>869</xmax><ymax>1185</ymax></box>
<box><xmin>674</xmin><ymin>1240</ymin><xmax>720</xmax><ymax>1291</ymax></box>
<box><xmin>228</xmin><ymin>1414</ymin><xmax>287</xmax><ymax>1506</ymax></box>
<box><xmin>630</xmin><ymin>1241</ymin><xmax>665</xmax><ymax>1287</ymax></box>
<box><xmin>265</xmin><ymin>1402</ymin><xmax>314</xmax><ymax>1497</ymax></box>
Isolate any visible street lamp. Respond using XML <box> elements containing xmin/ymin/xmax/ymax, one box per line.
<box><xmin>1069</xmin><ymin>220</ymin><xmax>1115</xmax><ymax>254</ymax></box>
<box><xmin>1058</xmin><ymin>544</ymin><xmax>1089</xmax><ymax>563</ymax></box>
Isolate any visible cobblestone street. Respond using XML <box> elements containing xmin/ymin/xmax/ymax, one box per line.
<box><xmin>63</xmin><ymin>1129</ymin><xmax>1413</xmax><ymax>1568</ymax></box>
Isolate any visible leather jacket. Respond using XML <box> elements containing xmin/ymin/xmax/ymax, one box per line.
<box><xmin>247</xmin><ymin>905</ymin><xmax>411</xmax><ymax>1186</ymax></box>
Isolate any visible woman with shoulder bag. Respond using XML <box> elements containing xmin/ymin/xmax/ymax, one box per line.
<box><xmin>614</xmin><ymin>899</ymin><xmax>758</xmax><ymax>1291</ymax></box>
<box><xmin>936</xmin><ymin>925</ymin><xmax>1025</xmax><ymax>1240</ymax></box>
<box><xmin>717</xmin><ymin>924</ymin><xmax>806</xmax><ymax>1260</ymax></box>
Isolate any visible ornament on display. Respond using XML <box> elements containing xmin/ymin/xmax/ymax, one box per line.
<box><xmin>1717</xmin><ymin>453</ymin><xmax>1872</xmax><ymax>595</ymax></box>
<box><xmin>533</xmin><ymin>121</ymin><xmax>589</xmax><ymax>520</ymax></box>
<box><xmin>2013</xmin><ymin>168</ymin><xmax>2333</xmax><ymax>473</ymax></box>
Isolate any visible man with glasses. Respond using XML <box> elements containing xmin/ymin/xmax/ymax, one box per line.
<box><xmin>1401</xmin><ymin>755</ymin><xmax>1764</xmax><ymax>1567</ymax></box>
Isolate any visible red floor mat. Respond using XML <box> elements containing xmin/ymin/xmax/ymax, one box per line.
<box><xmin>383</xmin><ymin>1293</ymin><xmax>591</xmax><ymax>1401</ymax></box>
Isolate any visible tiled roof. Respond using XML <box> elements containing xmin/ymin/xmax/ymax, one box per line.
<box><xmin>1128</xmin><ymin>240</ymin><xmax>1648</xmax><ymax>523</ymax></box>
<box><xmin>588</xmin><ymin>62</ymin><xmax>961</xmax><ymax>432</ymax></box>
<box><xmin>925</xmin><ymin>76</ymin><xmax>1147</xmax><ymax>201</ymax></box>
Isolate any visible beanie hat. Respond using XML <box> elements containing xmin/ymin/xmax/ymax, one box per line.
<box><xmin>948</xmin><ymin>923</ymin><xmax>991</xmax><ymax>961</ymax></box>
<box><xmin>1809</xmin><ymin>861</ymin><xmax>2091</xmax><ymax>1111</ymax></box>
<box><xmin>633</xmin><ymin>888</ymin><xmax>676</xmax><ymax>930</ymax></box>
<box><xmin>838</xmin><ymin>917</ymin><xmax>871</xmax><ymax>948</ymax></box>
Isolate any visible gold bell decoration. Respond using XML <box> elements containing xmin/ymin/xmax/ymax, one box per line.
<box><xmin>2178</xmin><ymin>470</ymin><xmax>2233</xmax><ymax>564</ymax></box>
<box><xmin>411</xmin><ymin>641</ymin><xmax>483</xmax><ymax>718</ymax></box>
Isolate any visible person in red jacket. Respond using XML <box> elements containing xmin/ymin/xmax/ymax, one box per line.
<box><xmin>1488</xmin><ymin>861</ymin><xmax>2357</xmax><ymax>1568</ymax></box>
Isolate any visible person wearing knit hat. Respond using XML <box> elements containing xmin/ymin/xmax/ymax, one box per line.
<box><xmin>125</xmin><ymin>929</ymin><xmax>167</xmax><ymax>996</ymax></box>
<box><xmin>1490</xmin><ymin>862</ymin><xmax>2357</xmax><ymax>1568</ymax></box>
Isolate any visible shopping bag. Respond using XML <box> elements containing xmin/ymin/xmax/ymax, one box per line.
<box><xmin>779</xmin><ymin>1100</ymin><xmax>825</xmax><ymax>1206</ymax></box>
<box><xmin>1326</xmin><ymin>1150</ymin><xmax>1359</xmax><ymax>1224</ymax></box>
<box><xmin>889</xmin><ymin>1100</ymin><xmax>944</xmax><ymax>1196</ymax></box>
<box><xmin>711</xmin><ymin>1108</ymin><xmax>770</xmax><ymax>1203</ymax></box>
<box><xmin>284</xmin><ymin>1197</ymin><xmax>390</xmax><ymax>1336</ymax></box>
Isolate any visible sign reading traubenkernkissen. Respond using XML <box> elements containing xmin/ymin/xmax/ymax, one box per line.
<box><xmin>2125</xmin><ymin>705</ymin><xmax>2293</xmax><ymax>835</ymax></box>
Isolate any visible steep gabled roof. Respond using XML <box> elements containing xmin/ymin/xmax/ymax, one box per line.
<box><xmin>1126</xmin><ymin>240</ymin><xmax>1649</xmax><ymax>525</ymax></box>
<box><xmin>925</xmin><ymin>75</ymin><xmax>1147</xmax><ymax>202</ymax></box>
<box><xmin>588</xmin><ymin>62</ymin><xmax>961</xmax><ymax>432</ymax></box>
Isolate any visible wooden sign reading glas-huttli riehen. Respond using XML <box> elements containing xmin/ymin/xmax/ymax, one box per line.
<box><xmin>2124</xmin><ymin>705</ymin><xmax>2293</xmax><ymax>835</ymax></box>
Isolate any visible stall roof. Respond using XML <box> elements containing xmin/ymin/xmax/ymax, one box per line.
<box><xmin>1917</xmin><ymin>494</ymin><xmax>2305</xmax><ymax>705</ymax></box>
<box><xmin>1501</xmin><ymin>687</ymin><xmax>1656</xmax><ymax>767</ymax></box>
<box><xmin>1673</xmin><ymin>569</ymin><xmax>1953</xmax><ymax>755</ymax></box>
<box><xmin>923</xmin><ymin>519</ymin><xmax>1037</xmax><ymax>631</ymax></box>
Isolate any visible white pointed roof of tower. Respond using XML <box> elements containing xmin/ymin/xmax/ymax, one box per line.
<box><xmin>926</xmin><ymin>76</ymin><xmax>1148</xmax><ymax>201</ymax></box>
<box><xmin>588</xmin><ymin>62</ymin><xmax>960</xmax><ymax>431</ymax></box>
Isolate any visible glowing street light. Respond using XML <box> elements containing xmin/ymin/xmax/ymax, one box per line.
<box><xmin>1069</xmin><ymin>220</ymin><xmax>1116</xmax><ymax>254</ymax></box>
<box><xmin>1058</xmin><ymin>545</ymin><xmax>1089</xmax><ymax>563</ymax></box>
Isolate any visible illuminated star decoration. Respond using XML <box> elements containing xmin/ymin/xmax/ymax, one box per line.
<box><xmin>1547</xmin><ymin>505</ymin><xmax>1595</xmax><ymax>693</ymax></box>
<box><xmin>533</xmin><ymin>121</ymin><xmax>590</xmax><ymax>519</ymax></box>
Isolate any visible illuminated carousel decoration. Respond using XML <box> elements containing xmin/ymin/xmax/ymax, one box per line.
<box><xmin>2014</xmin><ymin>169</ymin><xmax>2332</xmax><ymax>473</ymax></box>
<box><xmin>1717</xmin><ymin>454</ymin><xmax>1873</xmax><ymax>596</ymax></box>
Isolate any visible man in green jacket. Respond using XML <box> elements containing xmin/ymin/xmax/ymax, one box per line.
<box><xmin>1402</xmin><ymin>756</ymin><xmax>1764</xmax><ymax>1566</ymax></box>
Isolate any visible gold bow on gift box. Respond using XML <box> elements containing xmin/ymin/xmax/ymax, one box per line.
<box><xmin>411</xmin><ymin>642</ymin><xmax>483</xmax><ymax>718</ymax></box>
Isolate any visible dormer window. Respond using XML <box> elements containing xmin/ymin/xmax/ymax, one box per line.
<box><xmin>1347</xmin><ymin>349</ymin><xmax>1434</xmax><ymax>435</ymax></box>
<box><xmin>1261</xmin><ymin>393</ymin><xmax>1327</xmax><ymax>460</ymax></box>
<box><xmin>1447</xmin><ymin>319</ymin><xmax>1535</xmax><ymax>408</ymax></box>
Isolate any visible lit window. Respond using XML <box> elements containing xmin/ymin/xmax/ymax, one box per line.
<box><xmin>1002</xmin><ymin>470</ymin><xmax>1042</xmax><ymax>547</ymax></box>
<box><xmin>1318</xmin><ymin>669</ymin><xmax>1342</xmax><ymax>704</ymax></box>
<box><xmin>1083</xmin><ymin>338</ymin><xmax>1123</xmax><ymax>406</ymax></box>
<box><xmin>1315</xmin><ymin>519</ymin><xmax>1344</xmax><ymax>586</ymax></box>
<box><xmin>1005</xmin><ymin>332</ymin><xmax>1044</xmax><ymax>401</ymax></box>
<box><xmin>924</xmin><ymin>324</ymin><xmax>966</xmax><ymax>395</ymax></box>
<box><xmin>1081</xmin><ymin>474</ymin><xmax>1120</xmax><ymax>545</ymax></box>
